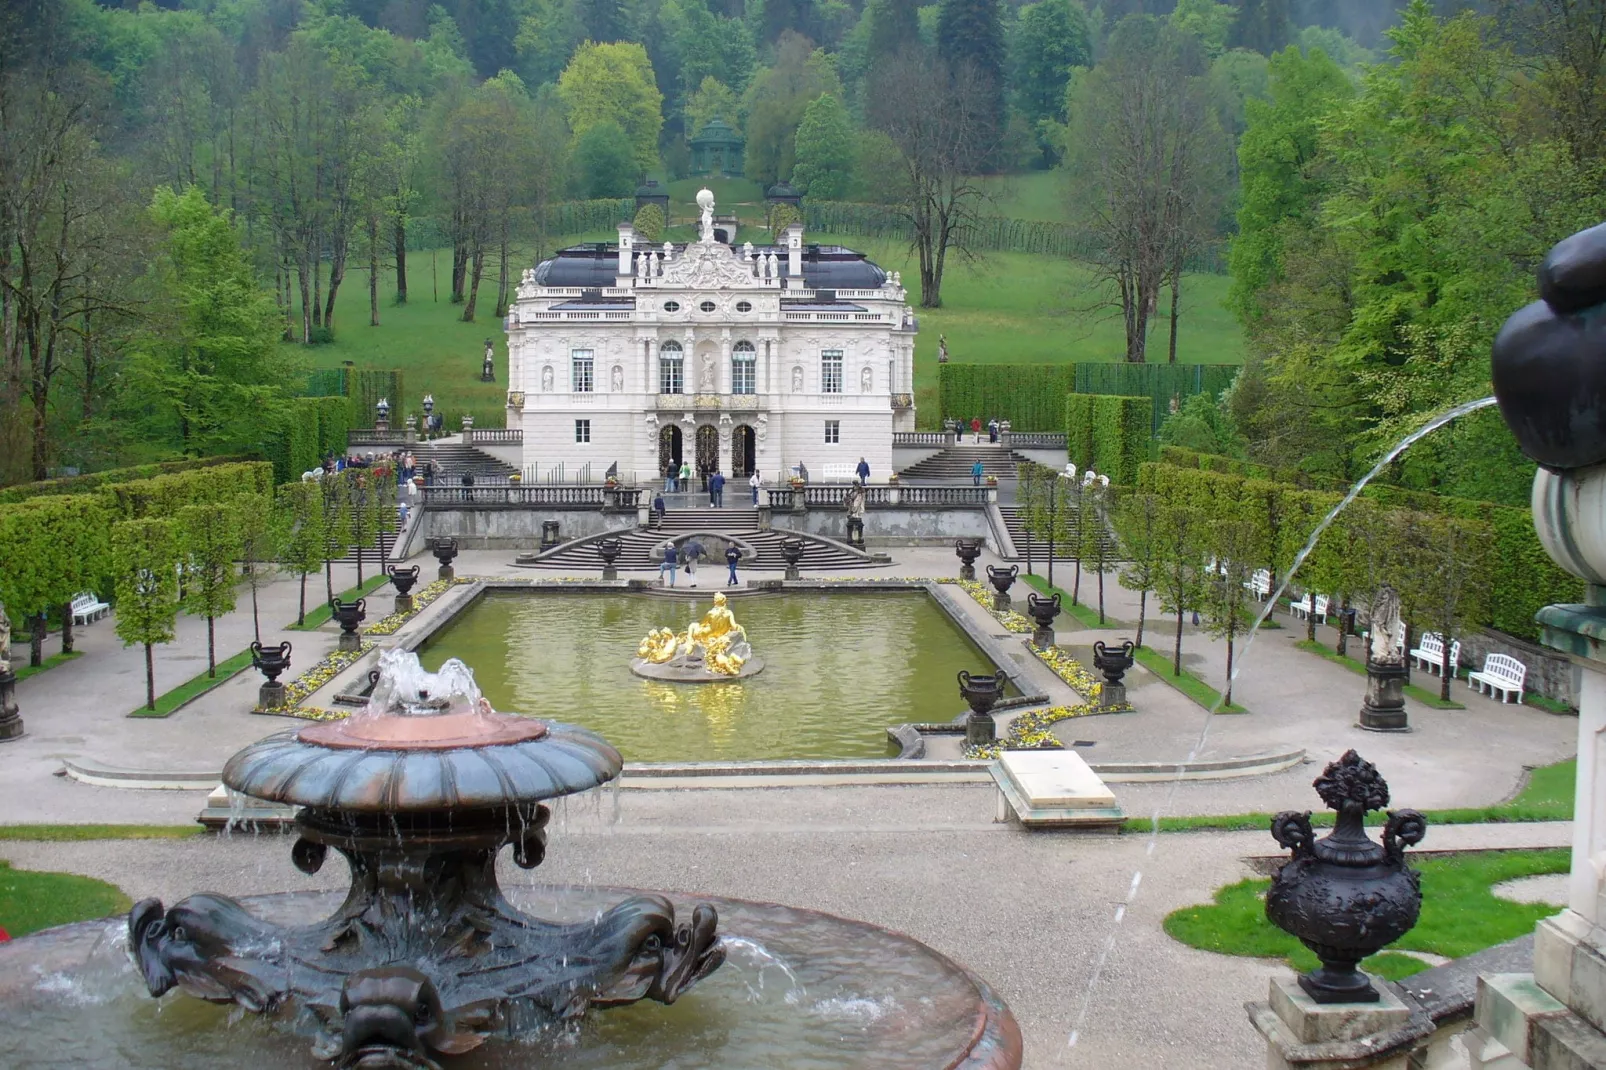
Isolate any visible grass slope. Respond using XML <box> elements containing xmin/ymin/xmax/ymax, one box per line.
<box><xmin>0</xmin><ymin>860</ymin><xmax>131</xmax><ymax>938</ymax></box>
<box><xmin>1164</xmin><ymin>848</ymin><xmax>1569</xmax><ymax>981</ymax></box>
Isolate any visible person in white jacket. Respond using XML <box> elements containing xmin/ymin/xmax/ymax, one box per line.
<box><xmin>748</xmin><ymin>470</ymin><xmax>761</xmax><ymax>505</ymax></box>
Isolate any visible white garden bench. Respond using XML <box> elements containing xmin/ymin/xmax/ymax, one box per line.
<box><xmin>71</xmin><ymin>591</ymin><xmax>109</xmax><ymax>625</ymax></box>
<box><xmin>1290</xmin><ymin>593</ymin><xmax>1329</xmax><ymax>623</ymax></box>
<box><xmin>1409</xmin><ymin>632</ymin><xmax>1461</xmax><ymax>677</ymax></box>
<box><xmin>1243</xmin><ymin>569</ymin><xmax>1272</xmax><ymax>600</ymax></box>
<box><xmin>1468</xmin><ymin>653</ymin><xmax>1527</xmax><ymax>704</ymax></box>
<box><xmin>820</xmin><ymin>463</ymin><xmax>856</xmax><ymax>481</ymax></box>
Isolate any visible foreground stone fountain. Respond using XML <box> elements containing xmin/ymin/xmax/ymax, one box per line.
<box><xmin>128</xmin><ymin>651</ymin><xmax>723</xmax><ymax>1068</ymax></box>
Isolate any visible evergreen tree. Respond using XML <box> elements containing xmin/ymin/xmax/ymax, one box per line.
<box><xmin>1010</xmin><ymin>0</ymin><xmax>1092</xmax><ymax>127</ymax></box>
<box><xmin>937</xmin><ymin>0</ymin><xmax>1006</xmax><ymax>137</ymax></box>
<box><xmin>1228</xmin><ymin>0</ymin><xmax>1290</xmax><ymax>54</ymax></box>
<box><xmin>582</xmin><ymin>0</ymin><xmax>632</xmax><ymax>42</ymax></box>
<box><xmin>868</xmin><ymin>0</ymin><xmax>920</xmax><ymax>59</ymax></box>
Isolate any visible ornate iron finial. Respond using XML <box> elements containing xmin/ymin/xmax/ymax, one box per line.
<box><xmin>1265</xmin><ymin>751</ymin><xmax>1426</xmax><ymax>1004</ymax></box>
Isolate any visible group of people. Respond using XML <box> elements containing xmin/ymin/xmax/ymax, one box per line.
<box><xmin>657</xmin><ymin>539</ymin><xmax>743</xmax><ymax>587</ymax></box>
<box><xmin>661</xmin><ymin>460</ymin><xmax>764</xmax><ymax>508</ymax></box>
<box><xmin>966</xmin><ymin>417</ymin><xmax>1003</xmax><ymax>444</ymax></box>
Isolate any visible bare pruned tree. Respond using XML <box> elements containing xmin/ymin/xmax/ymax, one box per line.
<box><xmin>1063</xmin><ymin>17</ymin><xmax>1228</xmax><ymax>362</ymax></box>
<box><xmin>865</xmin><ymin>50</ymin><xmax>999</xmax><ymax>309</ymax></box>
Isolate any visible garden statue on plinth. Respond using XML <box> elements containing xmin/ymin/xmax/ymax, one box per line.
<box><xmin>1265</xmin><ymin>750</ymin><xmax>1425</xmax><ymax>1003</ymax></box>
<box><xmin>330</xmin><ymin>598</ymin><xmax>366</xmax><ymax>652</ymax></box>
<box><xmin>387</xmin><ymin>565</ymin><xmax>419</xmax><ymax>613</ymax></box>
<box><xmin>780</xmin><ymin>538</ymin><xmax>804</xmax><ymax>580</ymax></box>
<box><xmin>596</xmin><ymin>537</ymin><xmax>623</xmax><ymax>580</ymax></box>
<box><xmin>1358</xmin><ymin>587</ymin><xmax>1408</xmax><ymax>732</ymax></box>
<box><xmin>1092</xmin><ymin>640</ymin><xmax>1135</xmax><ymax>711</ymax></box>
<box><xmin>633</xmin><ymin>593</ymin><xmax>764</xmax><ymax>681</ymax></box>
<box><xmin>986</xmin><ymin>564</ymin><xmax>1018</xmax><ymax>612</ymax></box>
<box><xmin>481</xmin><ymin>339</ymin><xmax>495</xmax><ymax>382</ymax></box>
<box><xmin>250</xmin><ymin>640</ymin><xmax>292</xmax><ymax>709</ymax></box>
<box><xmin>959</xmin><ymin>670</ymin><xmax>1008</xmax><ymax>749</ymax></box>
<box><xmin>0</xmin><ymin>603</ymin><xmax>19</xmax><ymax>742</ymax></box>
<box><xmin>432</xmin><ymin>537</ymin><xmax>458</xmax><ymax>581</ymax></box>
<box><xmin>955</xmin><ymin>538</ymin><xmax>982</xmax><ymax>580</ymax></box>
<box><xmin>1026</xmin><ymin>591</ymin><xmax>1061</xmax><ymax>646</ymax></box>
<box><xmin>844</xmin><ymin>485</ymin><xmax>866</xmax><ymax>548</ymax></box>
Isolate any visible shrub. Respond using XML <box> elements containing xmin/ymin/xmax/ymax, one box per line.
<box><xmin>1089</xmin><ymin>395</ymin><xmax>1149</xmax><ymax>485</ymax></box>
<box><xmin>632</xmin><ymin>203</ymin><xmax>665</xmax><ymax>243</ymax></box>
<box><xmin>0</xmin><ymin>456</ymin><xmax>262</xmax><ymax>505</ymax></box>
<box><xmin>98</xmin><ymin>462</ymin><xmax>274</xmax><ymax>521</ymax></box>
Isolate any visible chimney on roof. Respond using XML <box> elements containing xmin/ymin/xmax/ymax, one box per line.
<box><xmin>784</xmin><ymin>222</ymin><xmax>803</xmax><ymax>287</ymax></box>
<box><xmin>617</xmin><ymin>223</ymin><xmax>635</xmax><ymax>279</ymax></box>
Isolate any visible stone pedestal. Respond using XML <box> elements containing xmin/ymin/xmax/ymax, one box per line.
<box><xmin>394</xmin><ymin>593</ymin><xmax>414</xmax><ymax>615</ymax></box>
<box><xmin>258</xmin><ymin>681</ymin><xmax>286</xmax><ymax>709</ymax></box>
<box><xmin>960</xmin><ymin>563</ymin><xmax>976</xmax><ymax>581</ymax></box>
<box><xmin>339</xmin><ymin>632</ymin><xmax>362</xmax><ymax>653</ymax></box>
<box><xmin>0</xmin><ymin>670</ymin><xmax>22</xmax><ymax>741</ymax></box>
<box><xmin>1032</xmin><ymin>625</ymin><xmax>1055</xmax><ymax>648</ymax></box>
<box><xmin>1359</xmin><ymin>660</ymin><xmax>1409</xmax><ymax>731</ymax></box>
<box><xmin>438</xmin><ymin>564</ymin><xmax>455</xmax><ymax>582</ymax></box>
<box><xmin>965</xmin><ymin>711</ymin><xmax>995</xmax><ymax>749</ymax></box>
<box><xmin>1249</xmin><ymin>977</ymin><xmax>1430</xmax><ymax>1070</ymax></box>
<box><xmin>784</xmin><ymin>564</ymin><xmax>800</xmax><ymax>581</ymax></box>
<box><xmin>1097</xmin><ymin>682</ymin><xmax>1127</xmax><ymax>712</ymax></box>
<box><xmin>602</xmin><ymin>565</ymin><xmax>618</xmax><ymax>581</ymax></box>
<box><xmin>992</xmin><ymin>591</ymin><xmax>1012</xmax><ymax>613</ymax></box>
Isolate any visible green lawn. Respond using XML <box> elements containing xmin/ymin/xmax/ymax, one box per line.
<box><xmin>1164</xmin><ymin>849</ymin><xmax>1569</xmax><ymax>981</ymax></box>
<box><xmin>287</xmin><ymin>573</ymin><xmax>392</xmax><ymax>631</ymax></box>
<box><xmin>0</xmin><ymin>824</ymin><xmax>203</xmax><ymax>841</ymax></box>
<box><xmin>0</xmin><ymin>860</ymin><xmax>131</xmax><ymax>938</ymax></box>
<box><xmin>1293</xmin><ymin>639</ymin><xmax>1467</xmax><ymax>710</ymax></box>
<box><xmin>1133</xmin><ymin>642</ymin><xmax>1250</xmax><ymax>714</ymax></box>
<box><xmin>978</xmin><ymin>171</ymin><xmax>1071</xmax><ymax>222</ymax></box>
<box><xmin>128</xmin><ymin>646</ymin><xmax>257</xmax><ymax>718</ymax></box>
<box><xmin>12</xmin><ymin>649</ymin><xmax>82</xmax><ymax>683</ymax></box>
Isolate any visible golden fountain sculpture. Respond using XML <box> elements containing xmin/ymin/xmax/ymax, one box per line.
<box><xmin>634</xmin><ymin>593</ymin><xmax>759</xmax><ymax>679</ymax></box>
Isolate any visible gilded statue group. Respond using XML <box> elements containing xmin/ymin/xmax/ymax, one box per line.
<box><xmin>637</xmin><ymin>592</ymin><xmax>751</xmax><ymax>676</ymax></box>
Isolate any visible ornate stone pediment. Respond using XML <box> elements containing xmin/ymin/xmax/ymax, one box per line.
<box><xmin>660</xmin><ymin>242</ymin><xmax>758</xmax><ymax>289</ymax></box>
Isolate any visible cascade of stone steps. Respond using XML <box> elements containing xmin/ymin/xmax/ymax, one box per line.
<box><xmin>896</xmin><ymin>444</ymin><xmax>1032</xmax><ymax>481</ymax></box>
<box><xmin>995</xmin><ymin>506</ymin><xmax>1119</xmax><ymax>561</ymax></box>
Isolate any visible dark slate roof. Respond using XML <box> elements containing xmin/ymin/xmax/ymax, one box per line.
<box><xmin>550</xmin><ymin>301</ymin><xmax>634</xmax><ymax>311</ymax></box>
<box><xmin>531</xmin><ymin>242</ymin><xmax>889</xmax><ymax>290</ymax></box>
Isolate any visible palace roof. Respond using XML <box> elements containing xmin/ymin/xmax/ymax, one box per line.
<box><xmin>531</xmin><ymin>242</ymin><xmax>890</xmax><ymax>291</ymax></box>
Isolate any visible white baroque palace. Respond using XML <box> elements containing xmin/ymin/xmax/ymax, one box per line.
<box><xmin>504</xmin><ymin>190</ymin><xmax>916</xmax><ymax>484</ymax></box>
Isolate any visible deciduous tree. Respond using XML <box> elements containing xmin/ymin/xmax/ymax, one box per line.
<box><xmin>558</xmin><ymin>41</ymin><xmax>664</xmax><ymax>173</ymax></box>
<box><xmin>113</xmin><ymin>517</ymin><xmax>180</xmax><ymax>711</ymax></box>
<box><xmin>791</xmin><ymin>93</ymin><xmax>855</xmax><ymax>199</ymax></box>
<box><xmin>178</xmin><ymin>501</ymin><xmax>240</xmax><ymax>677</ymax></box>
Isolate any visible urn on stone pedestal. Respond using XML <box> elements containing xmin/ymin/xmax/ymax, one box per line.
<box><xmin>779</xmin><ymin>538</ymin><xmax>804</xmax><ymax>581</ymax></box>
<box><xmin>1265</xmin><ymin>750</ymin><xmax>1426</xmax><ymax>1004</ymax></box>
<box><xmin>1025</xmin><ymin>592</ymin><xmax>1061</xmax><ymax>646</ymax></box>
<box><xmin>596</xmin><ymin>537</ymin><xmax>623</xmax><ymax>580</ymax></box>
<box><xmin>541</xmin><ymin>520</ymin><xmax>561</xmax><ymax>550</ymax></box>
<box><xmin>986</xmin><ymin>564</ymin><xmax>1019</xmax><ymax>612</ymax></box>
<box><xmin>1091</xmin><ymin>640</ymin><xmax>1135</xmax><ymax>710</ymax></box>
<box><xmin>955</xmin><ymin>538</ymin><xmax>982</xmax><ymax>580</ymax></box>
<box><xmin>432</xmin><ymin>537</ymin><xmax>459</xmax><ymax>581</ymax></box>
<box><xmin>330</xmin><ymin>598</ymin><xmax>367</xmax><ymax>652</ymax></box>
<box><xmin>387</xmin><ymin>565</ymin><xmax>420</xmax><ymax>614</ymax></box>
<box><xmin>959</xmin><ymin>669</ymin><xmax>1009</xmax><ymax>749</ymax></box>
<box><xmin>250</xmin><ymin>640</ymin><xmax>293</xmax><ymax>709</ymax></box>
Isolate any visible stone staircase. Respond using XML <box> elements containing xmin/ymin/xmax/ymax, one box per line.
<box><xmin>897</xmin><ymin>444</ymin><xmax>1032</xmax><ymax>482</ymax></box>
<box><xmin>522</xmin><ymin>509</ymin><xmax>876</xmax><ymax>571</ymax></box>
<box><xmin>996</xmin><ymin>505</ymin><xmax>1119</xmax><ymax>561</ymax></box>
<box><xmin>416</xmin><ymin>442</ymin><xmax>518</xmax><ymax>481</ymax></box>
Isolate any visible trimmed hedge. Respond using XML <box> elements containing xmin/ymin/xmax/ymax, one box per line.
<box><xmin>314</xmin><ymin>396</ymin><xmax>352</xmax><ymax>457</ymax></box>
<box><xmin>939</xmin><ymin>365</ymin><xmax>1077</xmax><ymax>431</ymax></box>
<box><xmin>1065</xmin><ymin>394</ymin><xmax>1149</xmax><ymax>484</ymax></box>
<box><xmin>0</xmin><ymin>494</ymin><xmax>113</xmax><ymax>631</ymax></box>
<box><xmin>98</xmin><ymin>462</ymin><xmax>275</xmax><ymax>521</ymax></box>
<box><xmin>0</xmin><ymin>456</ymin><xmax>262</xmax><ymax>505</ymax></box>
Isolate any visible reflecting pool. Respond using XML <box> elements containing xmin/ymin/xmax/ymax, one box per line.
<box><xmin>416</xmin><ymin>590</ymin><xmax>997</xmax><ymax>761</ymax></box>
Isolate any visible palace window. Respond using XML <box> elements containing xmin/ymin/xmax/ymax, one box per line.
<box><xmin>735</xmin><ymin>300</ymin><xmax>752</xmax><ymax>313</ymax></box>
<box><xmin>699</xmin><ymin>300</ymin><xmax>717</xmax><ymax>313</ymax></box>
<box><xmin>659</xmin><ymin>341</ymin><xmax>684</xmax><ymax>394</ymax></box>
<box><xmin>571</xmin><ymin>349</ymin><xmax>594</xmax><ymax>393</ymax></box>
<box><xmin>824</xmin><ymin>420</ymin><xmax>840</xmax><ymax>444</ymax></box>
<box><xmin>732</xmin><ymin>341</ymin><xmax>756</xmax><ymax>395</ymax></box>
<box><xmin>821</xmin><ymin>349</ymin><xmax>843</xmax><ymax>394</ymax></box>
<box><xmin>575</xmin><ymin>419</ymin><xmax>591</xmax><ymax>443</ymax></box>
<box><xmin>663</xmin><ymin>300</ymin><xmax>681</xmax><ymax>312</ymax></box>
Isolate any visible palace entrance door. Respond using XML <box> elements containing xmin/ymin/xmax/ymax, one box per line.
<box><xmin>695</xmin><ymin>425</ymin><xmax>719</xmax><ymax>489</ymax></box>
<box><xmin>658</xmin><ymin>425</ymin><xmax>682</xmax><ymax>477</ymax></box>
<box><xmin>731</xmin><ymin>425</ymin><xmax>755</xmax><ymax>478</ymax></box>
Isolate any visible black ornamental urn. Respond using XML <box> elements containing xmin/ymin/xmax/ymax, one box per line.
<box><xmin>596</xmin><ymin>537</ymin><xmax>623</xmax><ymax>580</ymax></box>
<box><xmin>541</xmin><ymin>520</ymin><xmax>561</xmax><ymax>550</ymax></box>
<box><xmin>1265</xmin><ymin>750</ymin><xmax>1426</xmax><ymax>1004</ymax></box>
<box><xmin>780</xmin><ymin>538</ymin><xmax>805</xmax><ymax>581</ymax></box>
<box><xmin>1092</xmin><ymin>639</ymin><xmax>1136</xmax><ymax>710</ymax></box>
<box><xmin>958</xmin><ymin>669</ymin><xmax>1009</xmax><ymax>749</ymax></box>
<box><xmin>250</xmin><ymin>640</ymin><xmax>292</xmax><ymax>709</ymax></box>
<box><xmin>330</xmin><ymin>598</ymin><xmax>367</xmax><ymax>652</ymax></box>
<box><xmin>955</xmin><ymin>538</ymin><xmax>982</xmax><ymax>580</ymax></box>
<box><xmin>986</xmin><ymin>564</ymin><xmax>1019</xmax><ymax>612</ymax></box>
<box><xmin>432</xmin><ymin>537</ymin><xmax>459</xmax><ymax>581</ymax></box>
<box><xmin>387</xmin><ymin>565</ymin><xmax>420</xmax><ymax>613</ymax></box>
<box><xmin>1026</xmin><ymin>591</ymin><xmax>1062</xmax><ymax>646</ymax></box>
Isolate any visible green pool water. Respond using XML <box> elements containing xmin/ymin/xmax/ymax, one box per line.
<box><xmin>416</xmin><ymin>590</ymin><xmax>998</xmax><ymax>762</ymax></box>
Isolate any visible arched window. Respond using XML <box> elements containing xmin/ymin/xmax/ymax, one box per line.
<box><xmin>732</xmin><ymin>341</ymin><xmax>756</xmax><ymax>395</ymax></box>
<box><xmin>659</xmin><ymin>341</ymin><xmax>684</xmax><ymax>395</ymax></box>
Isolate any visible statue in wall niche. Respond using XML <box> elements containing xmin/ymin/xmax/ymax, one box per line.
<box><xmin>541</xmin><ymin>365</ymin><xmax>554</xmax><ymax>392</ymax></box>
<box><xmin>861</xmin><ymin>366</ymin><xmax>873</xmax><ymax>393</ymax></box>
<box><xmin>792</xmin><ymin>366</ymin><xmax>803</xmax><ymax>392</ymax></box>
<box><xmin>612</xmin><ymin>365</ymin><xmax>624</xmax><ymax>391</ymax></box>
<box><xmin>1371</xmin><ymin>587</ymin><xmax>1404</xmax><ymax>665</ymax></box>
<box><xmin>701</xmin><ymin>355</ymin><xmax>715</xmax><ymax>390</ymax></box>
<box><xmin>755</xmin><ymin>413</ymin><xmax>768</xmax><ymax>444</ymax></box>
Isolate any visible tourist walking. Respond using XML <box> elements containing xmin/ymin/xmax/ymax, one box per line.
<box><xmin>684</xmin><ymin>539</ymin><xmax>704</xmax><ymax>587</ymax></box>
<box><xmin>971</xmin><ymin>416</ymin><xmax>982</xmax><ymax>444</ymax></box>
<box><xmin>652</xmin><ymin>492</ymin><xmax>666</xmax><ymax>529</ymax></box>
<box><xmin>972</xmin><ymin>459</ymin><xmax>985</xmax><ymax>486</ymax></box>
<box><xmin>710</xmin><ymin>470</ymin><xmax>725</xmax><ymax>508</ymax></box>
<box><xmin>678</xmin><ymin>460</ymin><xmax>691</xmax><ymax>493</ymax></box>
<box><xmin>660</xmin><ymin>541</ymin><xmax>678</xmax><ymax>587</ymax></box>
<box><xmin>664</xmin><ymin>461</ymin><xmax>676</xmax><ymax>494</ymax></box>
<box><xmin>855</xmin><ymin>457</ymin><xmax>870</xmax><ymax>485</ymax></box>
<box><xmin>749</xmin><ymin>469</ymin><xmax>761</xmax><ymax>504</ymax></box>
<box><xmin>726</xmin><ymin>544</ymin><xmax>741</xmax><ymax>586</ymax></box>
<box><xmin>988</xmin><ymin>419</ymin><xmax>998</xmax><ymax>444</ymax></box>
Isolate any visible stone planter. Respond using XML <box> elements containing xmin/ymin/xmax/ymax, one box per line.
<box><xmin>387</xmin><ymin>565</ymin><xmax>420</xmax><ymax>614</ymax></box>
<box><xmin>1266</xmin><ymin>750</ymin><xmax>1425</xmax><ymax>1003</ymax></box>
<box><xmin>432</xmin><ymin>537</ymin><xmax>459</xmax><ymax>581</ymax></box>
<box><xmin>1092</xmin><ymin>640</ymin><xmax>1135</xmax><ymax>710</ymax></box>
<box><xmin>1358</xmin><ymin>659</ymin><xmax>1409</xmax><ymax>732</ymax></box>
<box><xmin>986</xmin><ymin>564</ymin><xmax>1019</xmax><ymax>612</ymax></box>
<box><xmin>541</xmin><ymin>520</ymin><xmax>561</xmax><ymax>550</ymax></box>
<box><xmin>596</xmin><ymin>537</ymin><xmax>623</xmax><ymax>581</ymax></box>
<box><xmin>1025</xmin><ymin>591</ymin><xmax>1061</xmax><ymax>647</ymax></box>
<box><xmin>250</xmin><ymin>640</ymin><xmax>293</xmax><ymax>708</ymax></box>
<box><xmin>958</xmin><ymin>670</ymin><xmax>1009</xmax><ymax>749</ymax></box>
<box><xmin>330</xmin><ymin>598</ymin><xmax>367</xmax><ymax>652</ymax></box>
<box><xmin>955</xmin><ymin>538</ymin><xmax>982</xmax><ymax>581</ymax></box>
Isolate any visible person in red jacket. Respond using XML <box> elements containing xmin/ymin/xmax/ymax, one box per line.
<box><xmin>970</xmin><ymin>416</ymin><xmax>982</xmax><ymax>444</ymax></box>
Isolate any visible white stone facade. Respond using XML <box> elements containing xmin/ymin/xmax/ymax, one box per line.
<box><xmin>504</xmin><ymin>209</ymin><xmax>916</xmax><ymax>485</ymax></box>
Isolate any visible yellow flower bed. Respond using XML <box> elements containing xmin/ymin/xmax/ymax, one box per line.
<box><xmin>256</xmin><ymin>642</ymin><xmax>374</xmax><ymax>717</ymax></box>
<box><xmin>962</xmin><ymin>647</ymin><xmax>1132</xmax><ymax>759</ymax></box>
<box><xmin>956</xmin><ymin>579</ymin><xmax>1034</xmax><ymax>633</ymax></box>
<box><xmin>363</xmin><ymin>576</ymin><xmax>470</xmax><ymax>637</ymax></box>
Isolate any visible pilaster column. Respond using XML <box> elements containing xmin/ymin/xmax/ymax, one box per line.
<box><xmin>719</xmin><ymin>329</ymin><xmax>732</xmax><ymax>396</ymax></box>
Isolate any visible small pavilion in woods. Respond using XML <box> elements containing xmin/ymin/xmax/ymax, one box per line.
<box><xmin>689</xmin><ymin>118</ymin><xmax>744</xmax><ymax>177</ymax></box>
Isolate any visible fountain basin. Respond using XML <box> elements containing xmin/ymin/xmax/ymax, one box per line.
<box><xmin>0</xmin><ymin>886</ymin><xmax>1022</xmax><ymax>1070</ymax></box>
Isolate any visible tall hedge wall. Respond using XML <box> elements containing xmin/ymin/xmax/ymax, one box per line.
<box><xmin>938</xmin><ymin>365</ymin><xmax>1077</xmax><ymax>430</ymax></box>
<box><xmin>0</xmin><ymin>456</ymin><xmax>263</xmax><ymax>505</ymax></box>
<box><xmin>315</xmin><ymin>396</ymin><xmax>352</xmax><ymax>457</ymax></box>
<box><xmin>98</xmin><ymin>462</ymin><xmax>275</xmax><ymax>520</ymax></box>
<box><xmin>1064</xmin><ymin>394</ymin><xmax>1148</xmax><ymax>484</ymax></box>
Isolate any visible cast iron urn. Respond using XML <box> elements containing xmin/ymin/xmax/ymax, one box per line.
<box><xmin>1092</xmin><ymin>640</ymin><xmax>1135</xmax><ymax>687</ymax></box>
<box><xmin>958</xmin><ymin>669</ymin><xmax>1008</xmax><ymax>748</ymax></box>
<box><xmin>387</xmin><ymin>565</ymin><xmax>419</xmax><ymax>597</ymax></box>
<box><xmin>432</xmin><ymin>537</ymin><xmax>458</xmax><ymax>580</ymax></box>
<box><xmin>1265</xmin><ymin>750</ymin><xmax>1426</xmax><ymax>1004</ymax></box>
<box><xmin>986</xmin><ymin>564</ymin><xmax>1018</xmax><ymax>611</ymax></box>
<box><xmin>955</xmin><ymin>538</ymin><xmax>982</xmax><ymax>579</ymax></box>
<box><xmin>596</xmin><ymin>537</ymin><xmax>623</xmax><ymax>566</ymax></box>
<box><xmin>250</xmin><ymin>640</ymin><xmax>292</xmax><ymax>684</ymax></box>
<box><xmin>331</xmin><ymin>598</ymin><xmax>366</xmax><ymax>651</ymax></box>
<box><xmin>1026</xmin><ymin>591</ymin><xmax>1062</xmax><ymax>636</ymax></box>
<box><xmin>780</xmin><ymin>538</ymin><xmax>804</xmax><ymax>579</ymax></box>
